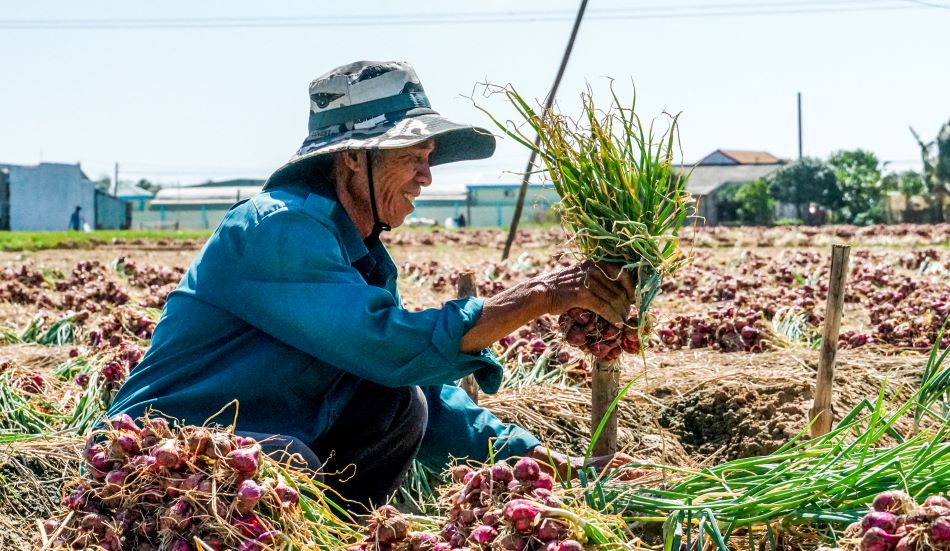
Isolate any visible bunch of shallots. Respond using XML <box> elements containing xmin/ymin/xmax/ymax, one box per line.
<box><xmin>837</xmin><ymin>490</ymin><xmax>950</xmax><ymax>551</ymax></box>
<box><xmin>43</xmin><ymin>414</ymin><xmax>305</xmax><ymax>551</ymax></box>
<box><xmin>350</xmin><ymin>457</ymin><xmax>589</xmax><ymax>550</ymax></box>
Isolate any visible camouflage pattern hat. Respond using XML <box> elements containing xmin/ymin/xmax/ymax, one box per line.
<box><xmin>270</xmin><ymin>60</ymin><xmax>495</xmax><ymax>182</ymax></box>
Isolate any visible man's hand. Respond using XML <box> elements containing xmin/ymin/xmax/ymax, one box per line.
<box><xmin>528</xmin><ymin>446</ymin><xmax>646</xmax><ymax>482</ymax></box>
<box><xmin>541</xmin><ymin>261</ymin><xmax>637</xmax><ymax>327</ymax></box>
<box><xmin>459</xmin><ymin>261</ymin><xmax>636</xmax><ymax>354</ymax></box>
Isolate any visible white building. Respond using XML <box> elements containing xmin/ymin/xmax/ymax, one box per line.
<box><xmin>0</xmin><ymin>162</ymin><xmax>128</xmax><ymax>230</ymax></box>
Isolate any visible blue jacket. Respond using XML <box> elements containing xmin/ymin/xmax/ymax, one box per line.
<box><xmin>106</xmin><ymin>178</ymin><xmax>539</xmax><ymax>469</ymax></box>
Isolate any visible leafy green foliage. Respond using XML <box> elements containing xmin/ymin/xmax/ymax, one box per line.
<box><xmin>479</xmin><ymin>82</ymin><xmax>694</xmax><ymax>319</ymax></box>
<box><xmin>828</xmin><ymin>149</ymin><xmax>884</xmax><ymax>225</ymax></box>
<box><xmin>714</xmin><ymin>180</ymin><xmax>774</xmax><ymax>225</ymax></box>
<box><xmin>767</xmin><ymin>158</ymin><xmax>842</xmax><ymax>218</ymax></box>
<box><xmin>0</xmin><ymin>230</ymin><xmax>210</xmax><ymax>252</ymax></box>
<box><xmin>734</xmin><ymin>178</ymin><xmax>774</xmax><ymax>225</ymax></box>
<box><xmin>882</xmin><ymin>170</ymin><xmax>926</xmax><ymax>198</ymax></box>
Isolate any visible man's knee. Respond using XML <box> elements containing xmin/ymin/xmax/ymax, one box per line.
<box><xmin>400</xmin><ymin>386</ymin><xmax>428</xmax><ymax>444</ymax></box>
<box><xmin>238</xmin><ymin>431</ymin><xmax>321</xmax><ymax>472</ymax></box>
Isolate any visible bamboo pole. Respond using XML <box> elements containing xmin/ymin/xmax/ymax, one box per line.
<box><xmin>457</xmin><ymin>271</ymin><xmax>479</xmax><ymax>404</ymax></box>
<box><xmin>591</xmin><ymin>358</ymin><xmax>620</xmax><ymax>455</ymax></box>
<box><xmin>809</xmin><ymin>244</ymin><xmax>851</xmax><ymax>438</ymax></box>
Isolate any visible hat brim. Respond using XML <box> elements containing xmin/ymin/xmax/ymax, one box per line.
<box><xmin>266</xmin><ymin>112</ymin><xmax>496</xmax><ymax>189</ymax></box>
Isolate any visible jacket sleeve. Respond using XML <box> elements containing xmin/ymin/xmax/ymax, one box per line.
<box><xmin>194</xmin><ymin>208</ymin><xmax>503</xmax><ymax>391</ymax></box>
<box><xmin>416</xmin><ymin>384</ymin><xmax>541</xmax><ymax>470</ymax></box>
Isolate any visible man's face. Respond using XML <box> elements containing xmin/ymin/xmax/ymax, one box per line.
<box><xmin>372</xmin><ymin>140</ymin><xmax>435</xmax><ymax>228</ymax></box>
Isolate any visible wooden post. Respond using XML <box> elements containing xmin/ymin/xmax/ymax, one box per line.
<box><xmin>809</xmin><ymin>244</ymin><xmax>851</xmax><ymax>438</ymax></box>
<box><xmin>591</xmin><ymin>358</ymin><xmax>620</xmax><ymax>456</ymax></box>
<box><xmin>457</xmin><ymin>271</ymin><xmax>479</xmax><ymax>404</ymax></box>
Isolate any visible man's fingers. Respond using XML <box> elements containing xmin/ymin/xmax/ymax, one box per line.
<box><xmin>617</xmin><ymin>269</ymin><xmax>637</xmax><ymax>303</ymax></box>
<box><xmin>587</xmin><ymin>270</ymin><xmax>633</xmax><ymax>323</ymax></box>
<box><xmin>590</xmin><ymin>265</ymin><xmax>636</xmax><ymax>304</ymax></box>
<box><xmin>586</xmin><ymin>296</ymin><xmax>624</xmax><ymax>327</ymax></box>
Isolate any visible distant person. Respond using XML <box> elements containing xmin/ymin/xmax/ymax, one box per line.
<box><xmin>457</xmin><ymin>212</ymin><xmax>467</xmax><ymax>227</ymax></box>
<box><xmin>69</xmin><ymin>206</ymin><xmax>83</xmax><ymax>231</ymax></box>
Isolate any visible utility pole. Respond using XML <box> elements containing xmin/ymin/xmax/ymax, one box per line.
<box><xmin>501</xmin><ymin>0</ymin><xmax>589</xmax><ymax>261</ymax></box>
<box><xmin>113</xmin><ymin>162</ymin><xmax>119</xmax><ymax>197</ymax></box>
<box><xmin>797</xmin><ymin>92</ymin><xmax>803</xmax><ymax>160</ymax></box>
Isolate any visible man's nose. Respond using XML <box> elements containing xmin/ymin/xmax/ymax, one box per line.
<box><xmin>417</xmin><ymin>163</ymin><xmax>432</xmax><ymax>187</ymax></box>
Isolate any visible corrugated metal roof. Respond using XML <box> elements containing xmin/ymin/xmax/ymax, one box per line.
<box><xmin>701</xmin><ymin>149</ymin><xmax>782</xmax><ymax>165</ymax></box>
<box><xmin>115</xmin><ymin>181</ymin><xmax>154</xmax><ymax>198</ymax></box>
<box><xmin>151</xmin><ymin>185</ymin><xmax>262</xmax><ymax>206</ymax></box>
<box><xmin>416</xmin><ymin>194</ymin><xmax>467</xmax><ymax>203</ymax></box>
<box><xmin>679</xmin><ymin>164</ymin><xmax>782</xmax><ymax>195</ymax></box>
<box><xmin>466</xmin><ymin>183</ymin><xmax>551</xmax><ymax>189</ymax></box>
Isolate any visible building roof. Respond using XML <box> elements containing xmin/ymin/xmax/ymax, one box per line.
<box><xmin>115</xmin><ymin>181</ymin><xmax>154</xmax><ymax>198</ymax></box>
<box><xmin>466</xmin><ymin>183</ymin><xmax>552</xmax><ymax>189</ymax></box>
<box><xmin>416</xmin><ymin>193</ymin><xmax>468</xmax><ymax>203</ymax></box>
<box><xmin>0</xmin><ymin>162</ymin><xmax>94</xmax><ymax>183</ymax></box>
<box><xmin>699</xmin><ymin>149</ymin><xmax>783</xmax><ymax>165</ymax></box>
<box><xmin>192</xmin><ymin>178</ymin><xmax>266</xmax><ymax>188</ymax></box>
<box><xmin>151</xmin><ymin>185</ymin><xmax>262</xmax><ymax>206</ymax></box>
<box><xmin>679</xmin><ymin>164</ymin><xmax>783</xmax><ymax>195</ymax></box>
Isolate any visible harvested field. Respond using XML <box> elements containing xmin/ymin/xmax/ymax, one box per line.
<box><xmin>0</xmin><ymin>226</ymin><xmax>947</xmax><ymax>550</ymax></box>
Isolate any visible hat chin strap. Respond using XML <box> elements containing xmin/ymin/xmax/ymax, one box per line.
<box><xmin>365</xmin><ymin>150</ymin><xmax>391</xmax><ymax>242</ymax></box>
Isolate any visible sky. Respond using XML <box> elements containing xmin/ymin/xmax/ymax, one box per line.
<box><xmin>1</xmin><ymin>1</ymin><xmax>948</xmax><ymax>193</ymax></box>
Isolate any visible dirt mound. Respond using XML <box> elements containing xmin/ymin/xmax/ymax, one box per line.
<box><xmin>482</xmin><ymin>384</ymin><xmax>694</xmax><ymax>466</ymax></box>
<box><xmin>659</xmin><ymin>380</ymin><xmax>811</xmax><ymax>460</ymax></box>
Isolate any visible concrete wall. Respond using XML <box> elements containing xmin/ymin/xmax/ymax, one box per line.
<box><xmin>0</xmin><ymin>169</ymin><xmax>9</xmax><ymax>230</ymax></box>
<box><xmin>468</xmin><ymin>186</ymin><xmax>559</xmax><ymax>227</ymax></box>
<box><xmin>409</xmin><ymin>201</ymin><xmax>464</xmax><ymax>225</ymax></box>
<box><xmin>136</xmin><ymin>205</ymin><xmax>234</xmax><ymax>230</ymax></box>
<box><xmin>95</xmin><ymin>191</ymin><xmax>130</xmax><ymax>229</ymax></box>
<box><xmin>7</xmin><ymin>164</ymin><xmax>96</xmax><ymax>231</ymax></box>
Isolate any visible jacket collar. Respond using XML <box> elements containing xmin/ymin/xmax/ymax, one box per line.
<box><xmin>265</xmin><ymin>170</ymin><xmax>370</xmax><ymax>266</ymax></box>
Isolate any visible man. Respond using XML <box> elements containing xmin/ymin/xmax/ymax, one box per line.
<box><xmin>107</xmin><ymin>61</ymin><xmax>636</xmax><ymax>509</ymax></box>
<box><xmin>69</xmin><ymin>206</ymin><xmax>83</xmax><ymax>231</ymax></box>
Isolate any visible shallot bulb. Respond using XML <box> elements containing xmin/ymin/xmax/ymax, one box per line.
<box><xmin>108</xmin><ymin>413</ymin><xmax>139</xmax><ymax>433</ymax></box>
<box><xmin>861</xmin><ymin>511</ymin><xmax>899</xmax><ymax>534</ymax></box>
<box><xmin>226</xmin><ymin>445</ymin><xmax>261</xmax><ymax>473</ymax></box>
<box><xmin>513</xmin><ymin>457</ymin><xmax>541</xmax><ymax>483</ymax></box>
<box><xmin>502</xmin><ymin>499</ymin><xmax>541</xmax><ymax>533</ymax></box>
<box><xmin>932</xmin><ymin>517</ymin><xmax>950</xmax><ymax>542</ymax></box>
<box><xmin>236</xmin><ymin>479</ymin><xmax>263</xmax><ymax>514</ymax></box>
<box><xmin>491</xmin><ymin>463</ymin><xmax>514</xmax><ymax>483</ymax></box>
<box><xmin>862</xmin><ymin>526</ymin><xmax>901</xmax><ymax>551</ymax></box>
<box><xmin>872</xmin><ymin>491</ymin><xmax>914</xmax><ymax>514</ymax></box>
<box><xmin>151</xmin><ymin>439</ymin><xmax>181</xmax><ymax>469</ymax></box>
<box><xmin>470</xmin><ymin>524</ymin><xmax>499</xmax><ymax>545</ymax></box>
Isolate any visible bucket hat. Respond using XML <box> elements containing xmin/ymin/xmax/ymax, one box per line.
<box><xmin>266</xmin><ymin>60</ymin><xmax>495</xmax><ymax>188</ymax></box>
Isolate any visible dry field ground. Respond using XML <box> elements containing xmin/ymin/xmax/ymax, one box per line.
<box><xmin>0</xmin><ymin>225</ymin><xmax>947</xmax><ymax>548</ymax></box>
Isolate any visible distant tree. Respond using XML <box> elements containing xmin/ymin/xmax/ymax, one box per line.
<box><xmin>136</xmin><ymin>178</ymin><xmax>162</xmax><ymax>194</ymax></box>
<box><xmin>911</xmin><ymin>119</ymin><xmax>950</xmax><ymax>222</ymax></box>
<box><xmin>882</xmin><ymin>170</ymin><xmax>926</xmax><ymax>219</ymax></box>
<box><xmin>95</xmin><ymin>175</ymin><xmax>112</xmax><ymax>193</ymax></box>
<box><xmin>713</xmin><ymin>182</ymin><xmax>742</xmax><ymax>223</ymax></box>
<box><xmin>735</xmin><ymin>178</ymin><xmax>775</xmax><ymax>225</ymax></box>
<box><xmin>767</xmin><ymin>158</ymin><xmax>842</xmax><ymax>220</ymax></box>
<box><xmin>827</xmin><ymin>149</ymin><xmax>884</xmax><ymax>225</ymax></box>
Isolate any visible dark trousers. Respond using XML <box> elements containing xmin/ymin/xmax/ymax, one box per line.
<box><xmin>239</xmin><ymin>381</ymin><xmax>427</xmax><ymax>512</ymax></box>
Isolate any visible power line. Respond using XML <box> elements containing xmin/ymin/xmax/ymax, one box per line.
<box><xmin>902</xmin><ymin>0</ymin><xmax>950</xmax><ymax>8</ymax></box>
<box><xmin>0</xmin><ymin>1</ymin><xmax>936</xmax><ymax>30</ymax></box>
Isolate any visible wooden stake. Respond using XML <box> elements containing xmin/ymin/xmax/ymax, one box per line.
<box><xmin>457</xmin><ymin>271</ymin><xmax>479</xmax><ymax>404</ymax></box>
<box><xmin>591</xmin><ymin>357</ymin><xmax>620</xmax><ymax>455</ymax></box>
<box><xmin>809</xmin><ymin>244</ymin><xmax>851</xmax><ymax>438</ymax></box>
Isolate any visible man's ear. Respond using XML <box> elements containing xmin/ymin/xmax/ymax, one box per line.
<box><xmin>337</xmin><ymin>150</ymin><xmax>364</xmax><ymax>173</ymax></box>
